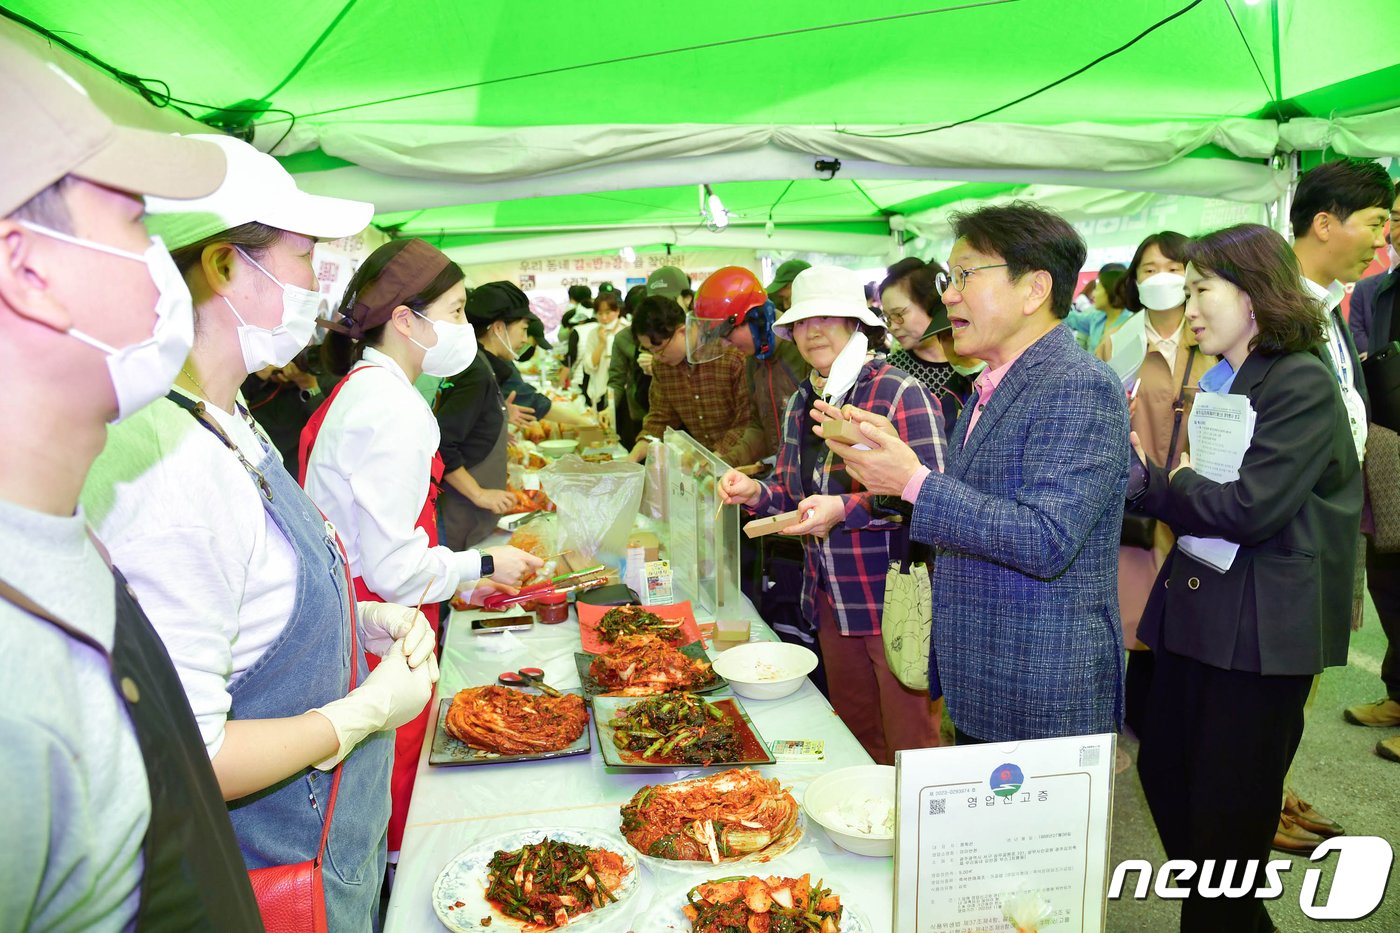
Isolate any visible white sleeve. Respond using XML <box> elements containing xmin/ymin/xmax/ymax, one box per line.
<box><xmin>107</xmin><ymin>525</ymin><xmax>243</xmax><ymax>757</ymax></box>
<box><xmin>337</xmin><ymin>398</ymin><xmax>469</xmax><ymax>604</ymax></box>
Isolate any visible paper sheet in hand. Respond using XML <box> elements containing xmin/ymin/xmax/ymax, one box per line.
<box><xmin>1104</xmin><ymin>312</ymin><xmax>1147</xmax><ymax>387</ymax></box>
<box><xmin>1178</xmin><ymin>391</ymin><xmax>1256</xmax><ymax>572</ymax></box>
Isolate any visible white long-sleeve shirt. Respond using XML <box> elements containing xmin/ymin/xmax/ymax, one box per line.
<box><xmin>302</xmin><ymin>347</ymin><xmax>480</xmax><ymax>605</ymax></box>
<box><xmin>579</xmin><ymin>321</ymin><xmax>620</xmax><ymax>405</ymax></box>
<box><xmin>80</xmin><ymin>389</ymin><xmax>298</xmax><ymax>756</ymax></box>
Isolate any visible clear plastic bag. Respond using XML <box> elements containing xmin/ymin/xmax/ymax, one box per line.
<box><xmin>539</xmin><ymin>454</ymin><xmax>645</xmax><ymax>563</ymax></box>
<box><xmin>640</xmin><ymin>438</ymin><xmax>668</xmax><ymax>521</ymax></box>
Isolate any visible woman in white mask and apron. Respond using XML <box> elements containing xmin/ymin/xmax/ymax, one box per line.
<box><xmin>1094</xmin><ymin>231</ymin><xmax>1216</xmax><ymax>737</ymax></box>
<box><xmin>80</xmin><ymin>135</ymin><xmax>436</xmax><ymax>931</ymax></box>
<box><xmin>302</xmin><ymin>239</ymin><xmax>543</xmax><ymax>854</ymax></box>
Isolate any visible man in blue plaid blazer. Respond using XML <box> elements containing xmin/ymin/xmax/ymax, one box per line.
<box><xmin>824</xmin><ymin>202</ymin><xmax>1130</xmax><ymax>743</ymax></box>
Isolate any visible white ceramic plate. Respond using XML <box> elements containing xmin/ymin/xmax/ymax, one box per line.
<box><xmin>432</xmin><ymin>827</ymin><xmax>640</xmax><ymax>933</ymax></box>
<box><xmin>625</xmin><ymin>810</ymin><xmax>806</xmax><ymax>876</ymax></box>
<box><xmin>643</xmin><ymin>876</ymin><xmax>870</xmax><ymax>932</ymax></box>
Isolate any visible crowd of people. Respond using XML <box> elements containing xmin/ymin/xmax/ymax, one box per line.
<box><xmin>3</xmin><ymin>29</ymin><xmax>1398</xmax><ymax>933</ymax></box>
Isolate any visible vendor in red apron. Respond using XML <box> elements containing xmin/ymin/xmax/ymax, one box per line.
<box><xmin>301</xmin><ymin>238</ymin><xmax>543</xmax><ymax>852</ymax></box>
<box><xmin>79</xmin><ymin>134</ymin><xmax>437</xmax><ymax>931</ymax></box>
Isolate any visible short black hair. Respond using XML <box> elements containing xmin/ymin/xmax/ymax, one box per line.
<box><xmin>948</xmin><ymin>200</ymin><xmax>1087</xmax><ymax>319</ymax></box>
<box><xmin>1290</xmin><ymin>159</ymin><xmax>1393</xmax><ymax>239</ymax></box>
<box><xmin>631</xmin><ymin>295</ymin><xmax>684</xmax><ymax>347</ymax></box>
<box><xmin>680</xmin><ymin>288</ymin><xmax>694</xmax><ymax>300</ymax></box>
<box><xmin>567</xmin><ymin>284</ymin><xmax>593</xmax><ymax>306</ymax></box>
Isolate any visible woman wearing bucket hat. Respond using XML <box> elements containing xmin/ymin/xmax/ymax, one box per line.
<box><xmin>880</xmin><ymin>257</ymin><xmax>981</xmax><ymax>442</ymax></box>
<box><xmin>79</xmin><ymin>134</ymin><xmax>430</xmax><ymax>930</ymax></box>
<box><xmin>301</xmin><ymin>241</ymin><xmax>544</xmax><ymax>855</ymax></box>
<box><xmin>718</xmin><ymin>265</ymin><xmax>948</xmax><ymax>763</ymax></box>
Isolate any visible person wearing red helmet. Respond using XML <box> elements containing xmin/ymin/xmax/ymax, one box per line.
<box><xmin>688</xmin><ymin>266</ymin><xmax>811</xmax><ymax>466</ymax></box>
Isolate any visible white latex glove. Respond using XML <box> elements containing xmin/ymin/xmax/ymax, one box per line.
<box><xmin>310</xmin><ymin>642</ymin><xmax>435</xmax><ymax>770</ymax></box>
<box><xmin>483</xmin><ymin>545</ymin><xmax>546</xmax><ymax>586</ymax></box>
<box><xmin>356</xmin><ymin>601</ymin><xmax>436</xmax><ymax>669</ymax></box>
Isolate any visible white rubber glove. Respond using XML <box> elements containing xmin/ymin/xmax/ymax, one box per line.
<box><xmin>356</xmin><ymin>601</ymin><xmax>436</xmax><ymax>669</ymax></box>
<box><xmin>310</xmin><ymin>642</ymin><xmax>434</xmax><ymax>770</ymax></box>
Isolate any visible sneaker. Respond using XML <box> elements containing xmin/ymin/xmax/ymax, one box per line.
<box><xmin>1344</xmin><ymin>697</ymin><xmax>1400</xmax><ymax>727</ymax></box>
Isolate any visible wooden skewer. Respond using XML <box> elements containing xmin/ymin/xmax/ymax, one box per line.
<box><xmin>414</xmin><ymin>577</ymin><xmax>435</xmax><ymax>613</ymax></box>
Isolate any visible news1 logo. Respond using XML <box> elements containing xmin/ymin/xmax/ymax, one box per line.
<box><xmin>1108</xmin><ymin>837</ymin><xmax>1394</xmax><ymax>919</ymax></box>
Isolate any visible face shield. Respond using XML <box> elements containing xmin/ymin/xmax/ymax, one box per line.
<box><xmin>686</xmin><ymin>313</ymin><xmax>736</xmax><ymax>364</ymax></box>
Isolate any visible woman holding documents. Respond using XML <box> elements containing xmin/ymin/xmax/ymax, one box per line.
<box><xmin>1094</xmin><ymin>231</ymin><xmax>1215</xmax><ymax>735</ymax></box>
<box><xmin>717</xmin><ymin>265</ymin><xmax>946</xmax><ymax>764</ymax></box>
<box><xmin>1125</xmin><ymin>224</ymin><xmax>1362</xmax><ymax>933</ymax></box>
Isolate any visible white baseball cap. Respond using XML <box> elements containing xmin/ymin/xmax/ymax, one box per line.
<box><xmin>773</xmin><ymin>265</ymin><xmax>883</xmax><ymax>338</ymax></box>
<box><xmin>144</xmin><ymin>134</ymin><xmax>374</xmax><ymax>249</ymax></box>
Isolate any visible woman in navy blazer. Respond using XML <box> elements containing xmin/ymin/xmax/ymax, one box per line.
<box><xmin>1127</xmin><ymin>223</ymin><xmax>1362</xmax><ymax>933</ymax></box>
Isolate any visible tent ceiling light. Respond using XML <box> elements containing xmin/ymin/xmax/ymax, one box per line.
<box><xmin>619</xmin><ymin>246</ymin><xmax>636</xmax><ymax>262</ymax></box>
<box><xmin>702</xmin><ymin>183</ymin><xmax>729</xmax><ymax>231</ymax></box>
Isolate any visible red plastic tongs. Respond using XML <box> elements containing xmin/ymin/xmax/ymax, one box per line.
<box><xmin>482</xmin><ymin>570</ymin><xmax>610</xmax><ymax>611</ymax></box>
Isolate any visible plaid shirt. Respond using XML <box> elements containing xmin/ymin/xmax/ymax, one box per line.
<box><xmin>751</xmin><ymin>358</ymin><xmax>947</xmax><ymax>636</ymax></box>
<box><xmin>640</xmin><ymin>347</ymin><xmax>751</xmax><ymax>456</ymax></box>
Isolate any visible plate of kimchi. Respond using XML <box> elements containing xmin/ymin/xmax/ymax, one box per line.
<box><xmin>577</xmin><ymin>602</ymin><xmax>703</xmax><ymax>655</ymax></box>
<box><xmin>433</xmin><ymin>827</ymin><xmax>639</xmax><ymax>933</ymax></box>
<box><xmin>575</xmin><ymin>635</ymin><xmax>725</xmax><ymax>698</ymax></box>
<box><xmin>430</xmin><ymin>685</ymin><xmax>591</xmax><ymax>767</ymax></box>
<box><xmin>618</xmin><ymin>769</ymin><xmax>803</xmax><ymax>870</ymax></box>
<box><xmin>646</xmin><ymin>874</ymin><xmax>867</xmax><ymax>933</ymax></box>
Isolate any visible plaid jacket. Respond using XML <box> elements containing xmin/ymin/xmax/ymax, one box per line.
<box><xmin>751</xmin><ymin>358</ymin><xmax>946</xmax><ymax>636</ymax></box>
<box><xmin>909</xmin><ymin>325</ymin><xmax>1129</xmax><ymax>740</ymax></box>
<box><xmin>640</xmin><ymin>347</ymin><xmax>751</xmax><ymax>456</ymax></box>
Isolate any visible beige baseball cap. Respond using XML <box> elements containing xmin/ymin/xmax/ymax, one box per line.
<box><xmin>0</xmin><ymin>31</ymin><xmax>226</xmax><ymax>217</ymax></box>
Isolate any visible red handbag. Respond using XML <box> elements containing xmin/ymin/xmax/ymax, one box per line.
<box><xmin>247</xmin><ymin>556</ymin><xmax>361</xmax><ymax>932</ymax></box>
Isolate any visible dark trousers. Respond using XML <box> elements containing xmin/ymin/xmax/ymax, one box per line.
<box><xmin>1137</xmin><ymin>648</ymin><xmax>1311</xmax><ymax>933</ymax></box>
<box><xmin>953</xmin><ymin>725</ymin><xmax>986</xmax><ymax>746</ymax></box>
<box><xmin>1366</xmin><ymin>538</ymin><xmax>1400</xmax><ymax>701</ymax></box>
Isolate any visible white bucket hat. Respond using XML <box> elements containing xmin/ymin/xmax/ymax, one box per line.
<box><xmin>772</xmin><ymin>265</ymin><xmax>883</xmax><ymax>339</ymax></box>
<box><xmin>143</xmin><ymin>134</ymin><xmax>374</xmax><ymax>250</ymax></box>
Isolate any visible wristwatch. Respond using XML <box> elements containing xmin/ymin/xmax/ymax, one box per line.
<box><xmin>479</xmin><ymin>554</ymin><xmax>495</xmax><ymax>578</ymax></box>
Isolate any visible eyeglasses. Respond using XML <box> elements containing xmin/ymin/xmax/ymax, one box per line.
<box><xmin>883</xmin><ymin>306</ymin><xmax>909</xmax><ymax>326</ymax></box>
<box><xmin>642</xmin><ymin>327</ymin><xmax>681</xmax><ymax>354</ymax></box>
<box><xmin>935</xmin><ymin>263</ymin><xmax>1008</xmax><ymax>297</ymax></box>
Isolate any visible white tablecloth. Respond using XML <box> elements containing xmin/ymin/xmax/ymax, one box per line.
<box><xmin>384</xmin><ymin>596</ymin><xmax>896</xmax><ymax>932</ymax></box>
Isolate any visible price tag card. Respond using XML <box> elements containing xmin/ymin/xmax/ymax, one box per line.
<box><xmin>893</xmin><ymin>734</ymin><xmax>1116</xmax><ymax>932</ymax></box>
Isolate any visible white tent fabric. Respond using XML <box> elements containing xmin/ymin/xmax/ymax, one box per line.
<box><xmin>280</xmin><ymin>119</ymin><xmax>1288</xmax><ymax>205</ymax></box>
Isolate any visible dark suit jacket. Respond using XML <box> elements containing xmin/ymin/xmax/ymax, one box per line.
<box><xmin>911</xmin><ymin>324</ymin><xmax>1129</xmax><ymax>741</ymax></box>
<box><xmin>1347</xmin><ymin>267</ymin><xmax>1399</xmax><ymax>358</ymax></box>
<box><xmin>1134</xmin><ymin>350</ymin><xmax>1362</xmax><ymax>676</ymax></box>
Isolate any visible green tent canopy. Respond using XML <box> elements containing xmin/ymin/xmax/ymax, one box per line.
<box><xmin>5</xmin><ymin>0</ymin><xmax>1398</xmax><ymax>259</ymax></box>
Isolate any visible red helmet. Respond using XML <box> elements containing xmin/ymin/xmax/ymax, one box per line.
<box><xmin>693</xmin><ymin>266</ymin><xmax>767</xmax><ymax>325</ymax></box>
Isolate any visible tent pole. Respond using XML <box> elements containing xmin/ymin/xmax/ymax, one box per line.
<box><xmin>1268</xmin><ymin>151</ymin><xmax>1299</xmax><ymax>238</ymax></box>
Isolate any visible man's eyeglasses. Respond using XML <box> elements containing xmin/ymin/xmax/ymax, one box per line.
<box><xmin>935</xmin><ymin>263</ymin><xmax>1008</xmax><ymax>297</ymax></box>
<box><xmin>641</xmin><ymin>327</ymin><xmax>682</xmax><ymax>354</ymax></box>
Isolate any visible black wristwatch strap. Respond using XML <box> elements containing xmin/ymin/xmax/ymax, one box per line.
<box><xmin>479</xmin><ymin>554</ymin><xmax>495</xmax><ymax>578</ymax></box>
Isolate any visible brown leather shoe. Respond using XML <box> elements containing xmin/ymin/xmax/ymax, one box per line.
<box><xmin>1273</xmin><ymin>813</ymin><xmax>1325</xmax><ymax>854</ymax></box>
<box><xmin>1344</xmin><ymin>697</ymin><xmax>1400</xmax><ymax>727</ymax></box>
<box><xmin>1378</xmin><ymin>736</ymin><xmax>1400</xmax><ymax>763</ymax></box>
<box><xmin>1283</xmin><ymin>790</ymin><xmax>1345</xmax><ymax>837</ymax></box>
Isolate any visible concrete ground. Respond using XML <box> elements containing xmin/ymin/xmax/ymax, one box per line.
<box><xmin>1105</xmin><ymin>592</ymin><xmax>1400</xmax><ymax>931</ymax></box>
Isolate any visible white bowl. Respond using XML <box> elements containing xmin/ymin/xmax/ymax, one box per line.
<box><xmin>802</xmin><ymin>765</ymin><xmax>897</xmax><ymax>857</ymax></box>
<box><xmin>710</xmin><ymin>641</ymin><xmax>816</xmax><ymax>700</ymax></box>
<box><xmin>538</xmin><ymin>438</ymin><xmax>579</xmax><ymax>459</ymax></box>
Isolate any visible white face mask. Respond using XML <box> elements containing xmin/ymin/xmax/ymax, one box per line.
<box><xmin>411</xmin><ymin>311</ymin><xmax>478</xmax><ymax>377</ymax></box>
<box><xmin>20</xmin><ymin>222</ymin><xmax>194</xmax><ymax>422</ymax></box>
<box><xmin>493</xmin><ymin>323</ymin><xmax>523</xmax><ymax>361</ymax></box>
<box><xmin>1137</xmin><ymin>271</ymin><xmax>1187</xmax><ymax>312</ymax></box>
<box><xmin>222</xmin><ymin>247</ymin><xmax>321</xmax><ymax>372</ymax></box>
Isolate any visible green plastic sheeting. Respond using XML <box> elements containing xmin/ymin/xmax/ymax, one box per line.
<box><xmin>5</xmin><ymin>0</ymin><xmax>1398</xmax><ymax>257</ymax></box>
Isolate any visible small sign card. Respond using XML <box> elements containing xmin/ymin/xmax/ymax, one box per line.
<box><xmin>894</xmin><ymin>733</ymin><xmax>1116</xmax><ymax>932</ymax></box>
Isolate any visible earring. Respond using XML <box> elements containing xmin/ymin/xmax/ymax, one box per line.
<box><xmin>1250</xmin><ymin>311</ymin><xmax>1256</xmax><ymax>320</ymax></box>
